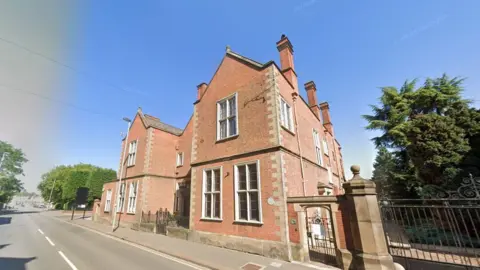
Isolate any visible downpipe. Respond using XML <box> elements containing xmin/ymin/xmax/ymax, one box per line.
<box><xmin>292</xmin><ymin>92</ymin><xmax>306</xmax><ymax>197</ymax></box>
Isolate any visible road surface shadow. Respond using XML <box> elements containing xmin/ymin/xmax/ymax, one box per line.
<box><xmin>0</xmin><ymin>257</ymin><xmax>36</xmax><ymax>270</ymax></box>
<box><xmin>0</xmin><ymin>211</ymin><xmax>40</xmax><ymax>216</ymax></box>
<box><xmin>0</xmin><ymin>217</ymin><xmax>12</xmax><ymax>225</ymax></box>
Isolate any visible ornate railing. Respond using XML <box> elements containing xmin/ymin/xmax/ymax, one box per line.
<box><xmin>379</xmin><ymin>176</ymin><xmax>480</xmax><ymax>268</ymax></box>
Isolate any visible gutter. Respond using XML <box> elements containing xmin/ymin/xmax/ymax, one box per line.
<box><xmin>292</xmin><ymin>92</ymin><xmax>306</xmax><ymax>196</ymax></box>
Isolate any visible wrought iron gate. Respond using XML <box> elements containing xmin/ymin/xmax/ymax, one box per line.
<box><xmin>305</xmin><ymin>206</ymin><xmax>338</xmax><ymax>267</ymax></box>
<box><xmin>380</xmin><ymin>176</ymin><xmax>480</xmax><ymax>269</ymax></box>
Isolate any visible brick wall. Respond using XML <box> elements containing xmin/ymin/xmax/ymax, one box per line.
<box><xmin>144</xmin><ymin>176</ymin><xmax>176</xmax><ymax>213</ymax></box>
<box><xmin>175</xmin><ymin>117</ymin><xmax>193</xmax><ymax>178</ymax></box>
<box><xmin>287</xmin><ymin>203</ymin><xmax>300</xmax><ymax>244</ymax></box>
<box><xmin>148</xmin><ymin>129</ymin><xmax>178</xmax><ymax>177</ymax></box>
<box><xmin>98</xmin><ymin>175</ymin><xmax>176</xmax><ymax>225</ymax></box>
<box><xmin>283</xmin><ymin>152</ymin><xmax>329</xmax><ymax>197</ymax></box>
<box><xmin>191</xmin><ymin>151</ymin><xmax>283</xmax><ymax>242</ymax></box>
<box><xmin>121</xmin><ymin>115</ymin><xmax>148</xmax><ymax>178</ymax></box>
<box><xmin>191</xmin><ymin>56</ymin><xmax>275</xmax><ymax>165</ymax></box>
<box><xmin>274</xmin><ymin>65</ymin><xmax>343</xmax><ymax>193</ymax></box>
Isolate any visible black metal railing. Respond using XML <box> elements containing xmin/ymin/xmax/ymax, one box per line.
<box><xmin>380</xmin><ymin>199</ymin><xmax>480</xmax><ymax>268</ymax></box>
<box><xmin>140</xmin><ymin>208</ymin><xmax>189</xmax><ymax>233</ymax></box>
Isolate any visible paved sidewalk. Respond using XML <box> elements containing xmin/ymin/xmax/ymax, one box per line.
<box><xmin>44</xmin><ymin>211</ymin><xmax>338</xmax><ymax>270</ymax></box>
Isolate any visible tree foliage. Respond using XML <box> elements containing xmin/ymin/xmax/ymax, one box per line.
<box><xmin>0</xmin><ymin>140</ymin><xmax>27</xmax><ymax>204</ymax></box>
<box><xmin>37</xmin><ymin>164</ymin><xmax>116</xmax><ymax>209</ymax></box>
<box><xmin>86</xmin><ymin>168</ymin><xmax>117</xmax><ymax>203</ymax></box>
<box><xmin>364</xmin><ymin>74</ymin><xmax>480</xmax><ymax>198</ymax></box>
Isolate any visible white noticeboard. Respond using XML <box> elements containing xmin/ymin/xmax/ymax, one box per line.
<box><xmin>311</xmin><ymin>223</ymin><xmax>321</xmax><ymax>239</ymax></box>
<box><xmin>78</xmin><ymin>204</ymin><xmax>86</xmax><ymax>209</ymax></box>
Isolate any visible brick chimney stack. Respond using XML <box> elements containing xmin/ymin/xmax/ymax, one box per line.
<box><xmin>276</xmin><ymin>34</ymin><xmax>298</xmax><ymax>92</ymax></box>
<box><xmin>304</xmin><ymin>81</ymin><xmax>320</xmax><ymax>118</ymax></box>
<box><xmin>197</xmin><ymin>83</ymin><xmax>208</xmax><ymax>100</ymax></box>
<box><xmin>320</xmin><ymin>102</ymin><xmax>334</xmax><ymax>135</ymax></box>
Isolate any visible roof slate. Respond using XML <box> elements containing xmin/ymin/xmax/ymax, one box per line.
<box><xmin>143</xmin><ymin>114</ymin><xmax>183</xmax><ymax>136</ymax></box>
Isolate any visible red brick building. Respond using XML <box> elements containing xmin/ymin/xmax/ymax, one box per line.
<box><xmin>98</xmin><ymin>35</ymin><xmax>345</xmax><ymax>260</ymax></box>
<box><xmin>97</xmin><ymin>109</ymin><xmax>192</xmax><ymax>225</ymax></box>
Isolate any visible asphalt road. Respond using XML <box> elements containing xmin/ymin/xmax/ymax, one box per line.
<box><xmin>0</xmin><ymin>208</ymin><xmax>206</xmax><ymax>270</ymax></box>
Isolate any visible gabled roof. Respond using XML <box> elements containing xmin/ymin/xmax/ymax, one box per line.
<box><xmin>134</xmin><ymin>108</ymin><xmax>183</xmax><ymax>136</ymax></box>
<box><xmin>143</xmin><ymin>114</ymin><xmax>183</xmax><ymax>135</ymax></box>
<box><xmin>223</xmin><ymin>47</ymin><xmax>330</xmax><ymax>132</ymax></box>
<box><xmin>225</xmin><ymin>48</ymin><xmax>266</xmax><ymax>69</ymax></box>
<box><xmin>195</xmin><ymin>47</ymin><xmax>281</xmax><ymax>104</ymax></box>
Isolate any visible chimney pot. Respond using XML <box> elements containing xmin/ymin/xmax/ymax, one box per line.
<box><xmin>305</xmin><ymin>81</ymin><xmax>320</xmax><ymax>118</ymax></box>
<box><xmin>276</xmin><ymin>34</ymin><xmax>297</xmax><ymax>91</ymax></box>
<box><xmin>320</xmin><ymin>102</ymin><xmax>334</xmax><ymax>135</ymax></box>
<box><xmin>197</xmin><ymin>83</ymin><xmax>208</xmax><ymax>101</ymax></box>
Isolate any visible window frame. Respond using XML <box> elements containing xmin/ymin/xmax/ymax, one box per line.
<box><xmin>322</xmin><ymin>138</ymin><xmax>329</xmax><ymax>156</ymax></box>
<box><xmin>201</xmin><ymin>167</ymin><xmax>223</xmax><ymax>220</ymax></box>
<box><xmin>312</xmin><ymin>129</ymin><xmax>323</xmax><ymax>166</ymax></box>
<box><xmin>216</xmin><ymin>93</ymin><xmax>239</xmax><ymax>141</ymax></box>
<box><xmin>116</xmin><ymin>183</ymin><xmax>126</xmax><ymax>213</ymax></box>
<box><xmin>127</xmin><ymin>181</ymin><xmax>139</xmax><ymax>214</ymax></box>
<box><xmin>176</xmin><ymin>152</ymin><xmax>184</xmax><ymax>167</ymax></box>
<box><xmin>127</xmin><ymin>140</ymin><xmax>138</xmax><ymax>167</ymax></box>
<box><xmin>234</xmin><ymin>160</ymin><xmax>263</xmax><ymax>224</ymax></box>
<box><xmin>280</xmin><ymin>97</ymin><xmax>294</xmax><ymax>133</ymax></box>
<box><xmin>327</xmin><ymin>167</ymin><xmax>333</xmax><ymax>184</ymax></box>
<box><xmin>104</xmin><ymin>189</ymin><xmax>112</xmax><ymax>212</ymax></box>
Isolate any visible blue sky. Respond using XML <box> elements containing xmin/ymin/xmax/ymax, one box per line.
<box><xmin>50</xmin><ymin>0</ymin><xmax>480</xmax><ymax>189</ymax></box>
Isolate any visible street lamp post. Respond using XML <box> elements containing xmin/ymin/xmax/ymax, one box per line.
<box><xmin>48</xmin><ymin>176</ymin><xmax>56</xmax><ymax>210</ymax></box>
<box><xmin>112</xmin><ymin>117</ymin><xmax>132</xmax><ymax>232</ymax></box>
<box><xmin>0</xmin><ymin>152</ymin><xmax>9</xmax><ymax>171</ymax></box>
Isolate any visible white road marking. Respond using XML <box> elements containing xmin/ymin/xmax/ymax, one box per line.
<box><xmin>37</xmin><ymin>229</ymin><xmax>44</xmax><ymax>235</ymax></box>
<box><xmin>58</xmin><ymin>251</ymin><xmax>78</xmax><ymax>270</ymax></box>
<box><xmin>45</xmin><ymin>236</ymin><xmax>55</xmax><ymax>246</ymax></box>
<box><xmin>270</xmin><ymin>262</ymin><xmax>283</xmax><ymax>267</ymax></box>
<box><xmin>48</xmin><ymin>215</ymin><xmax>207</xmax><ymax>269</ymax></box>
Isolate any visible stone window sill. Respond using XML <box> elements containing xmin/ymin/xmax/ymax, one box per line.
<box><xmin>233</xmin><ymin>220</ymin><xmax>263</xmax><ymax>226</ymax></box>
<box><xmin>281</xmin><ymin>125</ymin><xmax>295</xmax><ymax>135</ymax></box>
<box><xmin>200</xmin><ymin>218</ymin><xmax>223</xmax><ymax>222</ymax></box>
<box><xmin>216</xmin><ymin>134</ymin><xmax>239</xmax><ymax>143</ymax></box>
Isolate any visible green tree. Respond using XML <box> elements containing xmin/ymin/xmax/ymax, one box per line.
<box><xmin>37</xmin><ymin>163</ymin><xmax>116</xmax><ymax>209</ymax></box>
<box><xmin>372</xmin><ymin>147</ymin><xmax>396</xmax><ymax>196</ymax></box>
<box><xmin>62</xmin><ymin>169</ymin><xmax>90</xmax><ymax>207</ymax></box>
<box><xmin>0</xmin><ymin>140</ymin><xmax>27</xmax><ymax>205</ymax></box>
<box><xmin>364</xmin><ymin>74</ymin><xmax>480</xmax><ymax>197</ymax></box>
<box><xmin>406</xmin><ymin>114</ymin><xmax>470</xmax><ymax>186</ymax></box>
<box><xmin>85</xmin><ymin>168</ymin><xmax>116</xmax><ymax>204</ymax></box>
<box><xmin>37</xmin><ymin>165</ymin><xmax>71</xmax><ymax>208</ymax></box>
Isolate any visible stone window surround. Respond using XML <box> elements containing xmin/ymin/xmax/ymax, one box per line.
<box><xmin>234</xmin><ymin>160</ymin><xmax>263</xmax><ymax>224</ymax></box>
<box><xmin>116</xmin><ymin>183</ymin><xmax>126</xmax><ymax>213</ymax></box>
<box><xmin>312</xmin><ymin>128</ymin><xmax>323</xmax><ymax>166</ymax></box>
<box><xmin>104</xmin><ymin>189</ymin><xmax>112</xmax><ymax>212</ymax></box>
<box><xmin>126</xmin><ymin>180</ymin><xmax>139</xmax><ymax>214</ymax></box>
<box><xmin>127</xmin><ymin>139</ymin><xmax>138</xmax><ymax>167</ymax></box>
<box><xmin>216</xmin><ymin>92</ymin><xmax>239</xmax><ymax>141</ymax></box>
<box><xmin>176</xmin><ymin>152</ymin><xmax>184</xmax><ymax>167</ymax></box>
<box><xmin>201</xmin><ymin>166</ymin><xmax>223</xmax><ymax>220</ymax></box>
<box><xmin>322</xmin><ymin>138</ymin><xmax>329</xmax><ymax>156</ymax></box>
<box><xmin>279</xmin><ymin>96</ymin><xmax>294</xmax><ymax>133</ymax></box>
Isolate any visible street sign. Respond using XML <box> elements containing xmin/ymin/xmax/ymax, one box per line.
<box><xmin>72</xmin><ymin>187</ymin><xmax>89</xmax><ymax>221</ymax></box>
<box><xmin>75</xmin><ymin>187</ymin><xmax>89</xmax><ymax>205</ymax></box>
